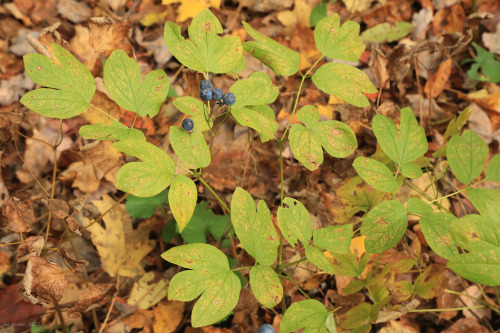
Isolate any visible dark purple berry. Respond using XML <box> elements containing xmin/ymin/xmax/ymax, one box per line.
<box><xmin>212</xmin><ymin>88</ymin><xmax>223</xmax><ymax>101</ymax></box>
<box><xmin>200</xmin><ymin>79</ymin><xmax>212</xmax><ymax>91</ymax></box>
<box><xmin>200</xmin><ymin>89</ymin><xmax>212</xmax><ymax>101</ymax></box>
<box><xmin>182</xmin><ymin>118</ymin><xmax>194</xmax><ymax>131</ymax></box>
<box><xmin>222</xmin><ymin>92</ymin><xmax>236</xmax><ymax>106</ymax></box>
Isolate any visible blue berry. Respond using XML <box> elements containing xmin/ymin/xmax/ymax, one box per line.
<box><xmin>258</xmin><ymin>324</ymin><xmax>274</xmax><ymax>333</ymax></box>
<box><xmin>200</xmin><ymin>79</ymin><xmax>212</xmax><ymax>91</ymax></box>
<box><xmin>212</xmin><ymin>88</ymin><xmax>224</xmax><ymax>101</ymax></box>
<box><xmin>181</xmin><ymin>118</ymin><xmax>194</xmax><ymax>131</ymax></box>
<box><xmin>200</xmin><ymin>89</ymin><xmax>212</xmax><ymax>101</ymax></box>
<box><xmin>222</xmin><ymin>92</ymin><xmax>236</xmax><ymax>106</ymax></box>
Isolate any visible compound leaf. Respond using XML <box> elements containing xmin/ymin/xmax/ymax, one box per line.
<box><xmin>281</xmin><ymin>299</ymin><xmax>333</xmax><ymax>333</ymax></box>
<box><xmin>446</xmin><ymin>130</ymin><xmax>488</xmax><ymax>185</ymax></box>
<box><xmin>314</xmin><ymin>14</ymin><xmax>365</xmax><ymax>61</ymax></box>
<box><xmin>169</xmin><ymin>175</ymin><xmax>197</xmax><ymax>232</ymax></box>
<box><xmin>164</xmin><ymin>9</ymin><xmax>242</xmax><ymax>73</ymax></box>
<box><xmin>486</xmin><ymin>154</ymin><xmax>500</xmax><ymax>183</ymax></box>
<box><xmin>112</xmin><ymin>140</ymin><xmax>175</xmax><ymax>197</ymax></box>
<box><xmin>447</xmin><ymin>247</ymin><xmax>500</xmax><ymax>286</ymax></box>
<box><xmin>173</xmin><ymin>97</ymin><xmax>212</xmax><ymax>132</ymax></box>
<box><xmin>305</xmin><ymin>245</ymin><xmax>335</xmax><ymax>274</ymax></box>
<box><xmin>249</xmin><ymin>265</ymin><xmax>283</xmax><ymax>309</ymax></box>
<box><xmin>104</xmin><ymin>50</ymin><xmax>169</xmax><ymax>118</ymax></box>
<box><xmin>79</xmin><ymin>121</ymin><xmax>146</xmax><ymax>141</ymax></box>
<box><xmin>353</xmin><ymin>157</ymin><xmax>398</xmax><ymax>193</ymax></box>
<box><xmin>169</xmin><ymin>127</ymin><xmax>211</xmax><ymax>169</ymax></box>
<box><xmin>242</xmin><ymin>22</ymin><xmax>300</xmax><ymax>76</ymax></box>
<box><xmin>231</xmin><ymin>105</ymin><xmax>278</xmax><ymax>143</ymax></box>
<box><xmin>230</xmin><ymin>188</ymin><xmax>279</xmax><ymax>265</ymax></box>
<box><xmin>277</xmin><ymin>197</ymin><xmax>313</xmax><ymax>247</ymax></box>
<box><xmin>21</xmin><ymin>43</ymin><xmax>95</xmax><ymax>119</ymax></box>
<box><xmin>419</xmin><ymin>212</ymin><xmax>458</xmax><ymax>260</ymax></box>
<box><xmin>372</xmin><ymin>107</ymin><xmax>428</xmax><ymax>167</ymax></box>
<box><xmin>313</xmin><ymin>224</ymin><xmax>353</xmax><ymax>254</ymax></box>
<box><xmin>162</xmin><ymin>244</ymin><xmax>241</xmax><ymax>326</ymax></box>
<box><xmin>361</xmin><ymin>200</ymin><xmax>407</xmax><ymax>253</ymax></box>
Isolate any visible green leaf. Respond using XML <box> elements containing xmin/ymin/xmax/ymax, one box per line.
<box><xmin>313</xmin><ymin>224</ymin><xmax>353</xmax><ymax>254</ymax></box>
<box><xmin>372</xmin><ymin>107</ymin><xmax>428</xmax><ymax>167</ymax></box>
<box><xmin>305</xmin><ymin>245</ymin><xmax>335</xmax><ymax>274</ymax></box>
<box><xmin>281</xmin><ymin>299</ymin><xmax>333</xmax><ymax>333</ymax></box>
<box><xmin>112</xmin><ymin>140</ymin><xmax>175</xmax><ymax>197</ymax></box>
<box><xmin>413</xmin><ymin>264</ymin><xmax>447</xmax><ymax>299</ymax></box>
<box><xmin>103</xmin><ymin>50</ymin><xmax>169</xmax><ymax>118</ymax></box>
<box><xmin>330</xmin><ymin>251</ymin><xmax>370</xmax><ymax>277</ymax></box>
<box><xmin>21</xmin><ymin>43</ymin><xmax>95</xmax><ymax>119</ymax></box>
<box><xmin>164</xmin><ymin>9</ymin><xmax>242</xmax><ymax>73</ymax></box>
<box><xmin>310</xmin><ymin>3</ymin><xmax>327</xmax><ymax>27</ymax></box>
<box><xmin>230</xmin><ymin>187</ymin><xmax>279</xmax><ymax>265</ymax></box>
<box><xmin>277</xmin><ymin>197</ymin><xmax>312</xmax><ymax>247</ymax></box>
<box><xmin>249</xmin><ymin>265</ymin><xmax>283</xmax><ymax>309</ymax></box>
<box><xmin>399</xmin><ymin>162</ymin><xmax>423</xmax><ymax>179</ymax></box>
<box><xmin>486</xmin><ymin>154</ymin><xmax>500</xmax><ymax>183</ymax></box>
<box><xmin>289</xmin><ymin>105</ymin><xmax>357</xmax><ymax>170</ymax></box>
<box><xmin>359</xmin><ymin>22</ymin><xmax>414</xmax><ymax>43</ymax></box>
<box><xmin>126</xmin><ymin>190</ymin><xmax>169</xmax><ymax>218</ymax></box>
<box><xmin>407</xmin><ymin>197</ymin><xmax>433</xmax><ymax>216</ymax></box>
<box><xmin>447</xmin><ymin>247</ymin><xmax>500</xmax><ymax>286</ymax></box>
<box><xmin>352</xmin><ymin>157</ymin><xmax>398</xmax><ymax>192</ymax></box>
<box><xmin>162</xmin><ymin>244</ymin><xmax>241</xmax><ymax>326</ymax></box>
<box><xmin>169</xmin><ymin>127</ymin><xmax>211</xmax><ymax>169</ymax></box>
<box><xmin>466</xmin><ymin>188</ymin><xmax>500</xmax><ymax>220</ymax></box>
<box><xmin>168</xmin><ymin>175</ymin><xmax>197</xmax><ymax>232</ymax></box>
<box><xmin>419</xmin><ymin>212</ymin><xmax>458</xmax><ymax>260</ymax></box>
<box><xmin>361</xmin><ymin>200</ymin><xmax>407</xmax><ymax>253</ymax></box>
<box><xmin>450</xmin><ymin>214</ymin><xmax>500</xmax><ymax>252</ymax></box>
<box><xmin>173</xmin><ymin>97</ymin><xmax>212</xmax><ymax>132</ymax></box>
<box><xmin>314</xmin><ymin>14</ymin><xmax>365</xmax><ymax>62</ymax></box>
<box><xmin>231</xmin><ymin>105</ymin><xmax>278</xmax><ymax>143</ymax></box>
<box><xmin>242</xmin><ymin>22</ymin><xmax>300</xmax><ymax>76</ymax></box>
<box><xmin>466</xmin><ymin>42</ymin><xmax>500</xmax><ymax>83</ymax></box>
<box><xmin>79</xmin><ymin>121</ymin><xmax>146</xmax><ymax>141</ymax></box>
<box><xmin>433</xmin><ymin>107</ymin><xmax>473</xmax><ymax>158</ymax></box>
<box><xmin>341</xmin><ymin>302</ymin><xmax>371</xmax><ymax>329</ymax></box>
<box><xmin>312</xmin><ymin>63</ymin><xmax>377</xmax><ymax>107</ymax></box>
<box><xmin>446</xmin><ymin>130</ymin><xmax>488</xmax><ymax>185</ymax></box>
<box><xmin>230</xmin><ymin>72</ymin><xmax>279</xmax><ymax>108</ymax></box>
<box><xmin>388</xmin><ymin>280</ymin><xmax>413</xmax><ymax>302</ymax></box>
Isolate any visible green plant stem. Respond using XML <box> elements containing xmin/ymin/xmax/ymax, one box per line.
<box><xmin>409</xmin><ymin>305</ymin><xmax>485</xmax><ymax>312</ymax></box>
<box><xmin>428</xmin><ymin>178</ymin><xmax>486</xmax><ymax>203</ymax></box>
<box><xmin>279</xmin><ymin>257</ymin><xmax>307</xmax><ymax>270</ymax></box>
<box><xmin>45</xmin><ymin>119</ymin><xmax>63</xmax><ymax>245</ymax></box>
<box><xmin>231</xmin><ymin>266</ymin><xmax>253</xmax><ymax>272</ymax></box>
<box><xmin>280</xmin><ymin>56</ymin><xmax>324</xmax><ymax>141</ymax></box>
<box><xmin>403</xmin><ymin>179</ymin><xmax>451</xmax><ymax>213</ymax></box>
<box><xmin>277</xmin><ymin>273</ymin><xmax>311</xmax><ymax>300</ymax></box>
<box><xmin>131</xmin><ymin>112</ymin><xmax>138</xmax><ymax>128</ymax></box>
<box><xmin>278</xmin><ymin>140</ymin><xmax>285</xmax><ymax>206</ymax></box>
<box><xmin>445</xmin><ymin>289</ymin><xmax>500</xmax><ymax>314</ymax></box>
<box><xmin>198</xmin><ymin>177</ymin><xmax>230</xmax><ymax>214</ymax></box>
<box><xmin>89</xmin><ymin>103</ymin><xmax>121</xmax><ymax>123</ymax></box>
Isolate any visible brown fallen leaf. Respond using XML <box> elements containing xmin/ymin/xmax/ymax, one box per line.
<box><xmin>67</xmin><ymin>284</ymin><xmax>117</xmax><ymax>319</ymax></box>
<box><xmin>374</xmin><ymin>47</ymin><xmax>390</xmax><ymax>90</ymax></box>
<box><xmin>0</xmin><ymin>250</ymin><xmax>10</xmax><ymax>277</ymax></box>
<box><xmin>23</xmin><ymin>256</ymin><xmax>68</xmax><ymax>305</ymax></box>
<box><xmin>442</xmin><ymin>317</ymin><xmax>489</xmax><ymax>333</ymax></box>
<box><xmin>424</xmin><ymin>58</ymin><xmax>452</xmax><ymax>98</ymax></box>
<box><xmin>432</xmin><ymin>4</ymin><xmax>466</xmax><ymax>36</ymax></box>
<box><xmin>59</xmin><ymin>248</ymin><xmax>88</xmax><ymax>274</ymax></box>
<box><xmin>123</xmin><ymin>309</ymin><xmax>154</xmax><ymax>333</ymax></box>
<box><xmin>89</xmin><ymin>17</ymin><xmax>133</xmax><ymax>59</ymax></box>
<box><xmin>80</xmin><ymin>141</ymin><xmax>122</xmax><ymax>180</ymax></box>
<box><xmin>40</xmin><ymin>198</ymin><xmax>69</xmax><ymax>219</ymax></box>
<box><xmin>82</xmin><ymin>91</ymin><xmax>121</xmax><ymax>125</ymax></box>
<box><xmin>16</xmin><ymin>236</ymin><xmax>44</xmax><ymax>263</ymax></box>
<box><xmin>0</xmin><ymin>198</ymin><xmax>35</xmax><ymax>232</ymax></box>
<box><xmin>375</xmin><ymin>299</ymin><xmax>420</xmax><ymax>323</ymax></box>
<box><xmin>153</xmin><ymin>299</ymin><xmax>185</xmax><ymax>333</ymax></box>
<box><xmin>59</xmin><ymin>162</ymin><xmax>101</xmax><ymax>194</ymax></box>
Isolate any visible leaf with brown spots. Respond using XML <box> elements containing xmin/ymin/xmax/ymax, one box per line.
<box><xmin>161</xmin><ymin>244</ymin><xmax>241</xmax><ymax>327</ymax></box>
<box><xmin>353</xmin><ymin>157</ymin><xmax>398</xmax><ymax>193</ymax></box>
<box><xmin>173</xmin><ymin>97</ymin><xmax>213</xmax><ymax>132</ymax></box>
<box><xmin>169</xmin><ymin>127</ymin><xmax>211</xmax><ymax>169</ymax></box>
<box><xmin>388</xmin><ymin>281</ymin><xmax>414</xmax><ymax>302</ymax></box>
<box><xmin>21</xmin><ymin>43</ymin><xmax>95</xmax><ymax>119</ymax></box>
<box><xmin>313</xmin><ymin>224</ymin><xmax>353</xmax><ymax>254</ymax></box>
<box><xmin>277</xmin><ymin>197</ymin><xmax>313</xmax><ymax>247</ymax></box>
<box><xmin>79</xmin><ymin>121</ymin><xmax>146</xmax><ymax>142</ymax></box>
<box><xmin>249</xmin><ymin>265</ymin><xmax>283</xmax><ymax>309</ymax></box>
<box><xmin>450</xmin><ymin>214</ymin><xmax>500</xmax><ymax>252</ymax></box>
<box><xmin>103</xmin><ymin>50</ymin><xmax>169</xmax><ymax>118</ymax></box>
<box><xmin>419</xmin><ymin>212</ymin><xmax>458</xmax><ymax>260</ymax></box>
<box><xmin>361</xmin><ymin>200</ymin><xmax>407</xmax><ymax>253</ymax></box>
<box><xmin>413</xmin><ymin>264</ymin><xmax>448</xmax><ymax>299</ymax></box>
<box><xmin>169</xmin><ymin>175</ymin><xmax>197</xmax><ymax>232</ymax></box>
<box><xmin>447</xmin><ymin>247</ymin><xmax>500</xmax><ymax>286</ymax></box>
<box><xmin>230</xmin><ymin>187</ymin><xmax>279</xmax><ymax>265</ymax></box>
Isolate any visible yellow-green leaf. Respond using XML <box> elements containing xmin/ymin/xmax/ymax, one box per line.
<box><xmin>249</xmin><ymin>265</ymin><xmax>282</xmax><ymax>309</ymax></box>
<box><xmin>169</xmin><ymin>127</ymin><xmax>211</xmax><ymax>169</ymax></box>
<box><xmin>352</xmin><ymin>157</ymin><xmax>398</xmax><ymax>193</ymax></box>
<box><xmin>169</xmin><ymin>175</ymin><xmax>197</xmax><ymax>232</ymax></box>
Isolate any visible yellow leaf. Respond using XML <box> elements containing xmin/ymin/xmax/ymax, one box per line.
<box><xmin>162</xmin><ymin>0</ymin><xmax>221</xmax><ymax>22</ymax></box>
<box><xmin>350</xmin><ymin>235</ymin><xmax>367</xmax><ymax>259</ymax></box>
<box><xmin>153</xmin><ymin>299</ymin><xmax>185</xmax><ymax>333</ymax></box>
<box><xmin>316</xmin><ymin>104</ymin><xmax>334</xmax><ymax>119</ymax></box>
<box><xmin>140</xmin><ymin>10</ymin><xmax>169</xmax><ymax>27</ymax></box>
<box><xmin>328</xmin><ymin>94</ymin><xmax>346</xmax><ymax>105</ymax></box>
<box><xmin>85</xmin><ymin>195</ymin><xmax>155</xmax><ymax>278</ymax></box>
<box><xmin>128</xmin><ymin>272</ymin><xmax>168</xmax><ymax>309</ymax></box>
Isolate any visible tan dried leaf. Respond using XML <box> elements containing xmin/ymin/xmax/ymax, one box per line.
<box><xmin>128</xmin><ymin>271</ymin><xmax>168</xmax><ymax>310</ymax></box>
<box><xmin>60</xmin><ymin>248</ymin><xmax>88</xmax><ymax>274</ymax></box>
<box><xmin>16</xmin><ymin>236</ymin><xmax>44</xmax><ymax>263</ymax></box>
<box><xmin>0</xmin><ymin>198</ymin><xmax>35</xmax><ymax>232</ymax></box>
<box><xmin>67</xmin><ymin>284</ymin><xmax>117</xmax><ymax>319</ymax></box>
<box><xmin>23</xmin><ymin>256</ymin><xmax>68</xmax><ymax>305</ymax></box>
<box><xmin>153</xmin><ymin>299</ymin><xmax>185</xmax><ymax>333</ymax></box>
<box><xmin>89</xmin><ymin>17</ymin><xmax>133</xmax><ymax>58</ymax></box>
<box><xmin>80</xmin><ymin>141</ymin><xmax>121</xmax><ymax>180</ymax></box>
<box><xmin>82</xmin><ymin>91</ymin><xmax>121</xmax><ymax>125</ymax></box>
<box><xmin>424</xmin><ymin>58</ymin><xmax>452</xmax><ymax>98</ymax></box>
<box><xmin>40</xmin><ymin>198</ymin><xmax>69</xmax><ymax>219</ymax></box>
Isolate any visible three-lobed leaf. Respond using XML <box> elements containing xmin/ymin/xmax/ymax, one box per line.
<box><xmin>169</xmin><ymin>127</ymin><xmax>211</xmax><ymax>169</ymax></box>
<box><xmin>112</xmin><ymin>140</ymin><xmax>175</xmax><ymax>197</ymax></box>
<box><xmin>230</xmin><ymin>187</ymin><xmax>279</xmax><ymax>265</ymax></box>
<box><xmin>21</xmin><ymin>43</ymin><xmax>95</xmax><ymax>119</ymax></box>
<box><xmin>104</xmin><ymin>50</ymin><xmax>169</xmax><ymax>118</ymax></box>
<box><xmin>446</xmin><ymin>130</ymin><xmax>488</xmax><ymax>185</ymax></box>
<box><xmin>280</xmin><ymin>299</ymin><xmax>335</xmax><ymax>333</ymax></box>
<box><xmin>168</xmin><ymin>175</ymin><xmax>197</xmax><ymax>232</ymax></box>
<box><xmin>353</xmin><ymin>157</ymin><xmax>398</xmax><ymax>193</ymax></box>
<box><xmin>249</xmin><ymin>265</ymin><xmax>283</xmax><ymax>309</ymax></box>
<box><xmin>277</xmin><ymin>197</ymin><xmax>313</xmax><ymax>247</ymax></box>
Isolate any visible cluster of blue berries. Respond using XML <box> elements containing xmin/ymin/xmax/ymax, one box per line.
<box><xmin>199</xmin><ymin>79</ymin><xmax>236</xmax><ymax>106</ymax></box>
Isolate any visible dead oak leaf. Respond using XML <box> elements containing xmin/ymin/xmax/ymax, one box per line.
<box><xmin>22</xmin><ymin>256</ymin><xmax>68</xmax><ymax>305</ymax></box>
<box><xmin>67</xmin><ymin>284</ymin><xmax>117</xmax><ymax>319</ymax></box>
<box><xmin>0</xmin><ymin>198</ymin><xmax>35</xmax><ymax>232</ymax></box>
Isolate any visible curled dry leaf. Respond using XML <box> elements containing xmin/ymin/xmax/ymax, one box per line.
<box><xmin>59</xmin><ymin>248</ymin><xmax>88</xmax><ymax>274</ymax></box>
<box><xmin>40</xmin><ymin>198</ymin><xmax>69</xmax><ymax>219</ymax></box>
<box><xmin>375</xmin><ymin>299</ymin><xmax>420</xmax><ymax>323</ymax></box>
<box><xmin>80</xmin><ymin>141</ymin><xmax>122</xmax><ymax>180</ymax></box>
<box><xmin>67</xmin><ymin>283</ymin><xmax>117</xmax><ymax>319</ymax></box>
<box><xmin>16</xmin><ymin>236</ymin><xmax>44</xmax><ymax>263</ymax></box>
<box><xmin>424</xmin><ymin>58</ymin><xmax>452</xmax><ymax>98</ymax></box>
<box><xmin>0</xmin><ymin>198</ymin><xmax>35</xmax><ymax>232</ymax></box>
<box><xmin>65</xmin><ymin>216</ymin><xmax>82</xmax><ymax>236</ymax></box>
<box><xmin>23</xmin><ymin>256</ymin><xmax>68</xmax><ymax>305</ymax></box>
